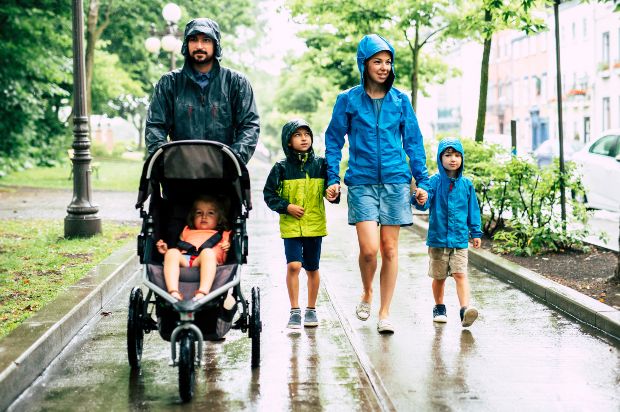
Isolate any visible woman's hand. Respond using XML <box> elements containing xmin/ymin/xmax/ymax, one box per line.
<box><xmin>326</xmin><ymin>184</ymin><xmax>340</xmax><ymax>201</ymax></box>
<box><xmin>414</xmin><ymin>188</ymin><xmax>428</xmax><ymax>205</ymax></box>
<box><xmin>220</xmin><ymin>240</ymin><xmax>231</xmax><ymax>251</ymax></box>
<box><xmin>156</xmin><ymin>239</ymin><xmax>168</xmax><ymax>254</ymax></box>
<box><xmin>287</xmin><ymin>204</ymin><xmax>305</xmax><ymax>219</ymax></box>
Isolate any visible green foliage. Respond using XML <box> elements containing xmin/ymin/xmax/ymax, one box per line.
<box><xmin>0</xmin><ymin>1</ymin><xmax>73</xmax><ymax>171</ymax></box>
<box><xmin>459</xmin><ymin>139</ymin><xmax>591</xmax><ymax>255</ymax></box>
<box><xmin>0</xmin><ymin>219</ymin><xmax>138</xmax><ymax>338</ymax></box>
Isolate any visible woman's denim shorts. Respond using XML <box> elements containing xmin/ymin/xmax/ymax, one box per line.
<box><xmin>347</xmin><ymin>183</ymin><xmax>412</xmax><ymax>226</ymax></box>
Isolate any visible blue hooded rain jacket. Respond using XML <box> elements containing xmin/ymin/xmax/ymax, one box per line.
<box><xmin>324</xmin><ymin>34</ymin><xmax>429</xmax><ymax>189</ymax></box>
<box><xmin>415</xmin><ymin>138</ymin><xmax>483</xmax><ymax>249</ymax></box>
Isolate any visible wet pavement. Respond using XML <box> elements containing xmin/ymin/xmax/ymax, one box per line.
<box><xmin>5</xmin><ymin>159</ymin><xmax>620</xmax><ymax>411</ymax></box>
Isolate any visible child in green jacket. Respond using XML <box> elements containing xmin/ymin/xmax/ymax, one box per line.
<box><xmin>263</xmin><ymin>119</ymin><xmax>339</xmax><ymax>329</ymax></box>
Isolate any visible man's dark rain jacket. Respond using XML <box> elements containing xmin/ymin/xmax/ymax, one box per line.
<box><xmin>145</xmin><ymin>18</ymin><xmax>260</xmax><ymax>164</ymax></box>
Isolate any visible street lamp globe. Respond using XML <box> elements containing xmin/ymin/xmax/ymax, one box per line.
<box><xmin>173</xmin><ymin>38</ymin><xmax>183</xmax><ymax>54</ymax></box>
<box><xmin>144</xmin><ymin>36</ymin><xmax>161</xmax><ymax>53</ymax></box>
<box><xmin>161</xmin><ymin>34</ymin><xmax>178</xmax><ymax>52</ymax></box>
<box><xmin>162</xmin><ymin>2</ymin><xmax>181</xmax><ymax>24</ymax></box>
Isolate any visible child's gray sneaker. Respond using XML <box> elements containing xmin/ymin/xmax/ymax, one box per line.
<box><xmin>304</xmin><ymin>308</ymin><xmax>318</xmax><ymax>327</ymax></box>
<box><xmin>287</xmin><ymin>308</ymin><xmax>302</xmax><ymax>329</ymax></box>
<box><xmin>460</xmin><ymin>306</ymin><xmax>478</xmax><ymax>327</ymax></box>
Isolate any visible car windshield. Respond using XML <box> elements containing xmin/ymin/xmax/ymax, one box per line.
<box><xmin>589</xmin><ymin>135</ymin><xmax>619</xmax><ymax>157</ymax></box>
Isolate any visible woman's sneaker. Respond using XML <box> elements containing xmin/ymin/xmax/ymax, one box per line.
<box><xmin>433</xmin><ymin>304</ymin><xmax>448</xmax><ymax>323</ymax></box>
<box><xmin>287</xmin><ymin>308</ymin><xmax>302</xmax><ymax>329</ymax></box>
<box><xmin>304</xmin><ymin>308</ymin><xmax>319</xmax><ymax>327</ymax></box>
<box><xmin>460</xmin><ymin>306</ymin><xmax>478</xmax><ymax>327</ymax></box>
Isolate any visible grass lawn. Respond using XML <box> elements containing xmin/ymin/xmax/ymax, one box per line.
<box><xmin>0</xmin><ymin>219</ymin><xmax>139</xmax><ymax>339</ymax></box>
<box><xmin>0</xmin><ymin>158</ymin><xmax>143</xmax><ymax>192</ymax></box>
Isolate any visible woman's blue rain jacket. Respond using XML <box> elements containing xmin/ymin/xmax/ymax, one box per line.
<box><xmin>415</xmin><ymin>138</ymin><xmax>483</xmax><ymax>248</ymax></box>
<box><xmin>324</xmin><ymin>34</ymin><xmax>429</xmax><ymax>189</ymax></box>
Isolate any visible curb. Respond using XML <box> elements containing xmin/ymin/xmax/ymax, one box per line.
<box><xmin>0</xmin><ymin>241</ymin><xmax>140</xmax><ymax>411</ymax></box>
<box><xmin>408</xmin><ymin>219</ymin><xmax>620</xmax><ymax>341</ymax></box>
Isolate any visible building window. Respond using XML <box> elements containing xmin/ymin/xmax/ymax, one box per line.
<box><xmin>602</xmin><ymin>31</ymin><xmax>610</xmax><ymax>67</ymax></box>
<box><xmin>582</xmin><ymin>18</ymin><xmax>587</xmax><ymax>39</ymax></box>
<box><xmin>571</xmin><ymin>22</ymin><xmax>576</xmax><ymax>40</ymax></box>
<box><xmin>602</xmin><ymin>97</ymin><xmax>610</xmax><ymax>130</ymax></box>
<box><xmin>541</xmin><ymin>73</ymin><xmax>547</xmax><ymax>100</ymax></box>
<box><xmin>584</xmin><ymin>117</ymin><xmax>590</xmax><ymax>143</ymax></box>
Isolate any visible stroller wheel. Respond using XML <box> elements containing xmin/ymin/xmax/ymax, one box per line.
<box><xmin>178</xmin><ymin>332</ymin><xmax>196</xmax><ymax>402</ymax></box>
<box><xmin>250</xmin><ymin>287</ymin><xmax>261</xmax><ymax>368</ymax></box>
<box><xmin>127</xmin><ymin>287</ymin><xmax>144</xmax><ymax>369</ymax></box>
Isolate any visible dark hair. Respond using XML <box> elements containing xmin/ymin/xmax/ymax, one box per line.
<box><xmin>441</xmin><ymin>147</ymin><xmax>461</xmax><ymax>156</ymax></box>
<box><xmin>186</xmin><ymin>195</ymin><xmax>229</xmax><ymax>230</ymax></box>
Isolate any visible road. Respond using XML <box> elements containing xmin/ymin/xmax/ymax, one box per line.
<box><xmin>6</xmin><ymin>159</ymin><xmax>620</xmax><ymax>411</ymax></box>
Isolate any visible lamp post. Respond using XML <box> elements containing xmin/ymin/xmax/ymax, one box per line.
<box><xmin>144</xmin><ymin>2</ymin><xmax>183</xmax><ymax>70</ymax></box>
<box><xmin>65</xmin><ymin>0</ymin><xmax>101</xmax><ymax>238</ymax></box>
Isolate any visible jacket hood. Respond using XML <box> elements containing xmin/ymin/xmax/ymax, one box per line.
<box><xmin>181</xmin><ymin>18</ymin><xmax>222</xmax><ymax>59</ymax></box>
<box><xmin>281</xmin><ymin>119</ymin><xmax>314</xmax><ymax>158</ymax></box>
<box><xmin>356</xmin><ymin>34</ymin><xmax>395</xmax><ymax>90</ymax></box>
<box><xmin>437</xmin><ymin>137</ymin><xmax>464</xmax><ymax>179</ymax></box>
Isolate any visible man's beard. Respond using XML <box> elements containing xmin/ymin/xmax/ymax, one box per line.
<box><xmin>189</xmin><ymin>52</ymin><xmax>214</xmax><ymax>66</ymax></box>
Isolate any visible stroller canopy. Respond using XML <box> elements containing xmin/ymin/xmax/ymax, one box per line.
<box><xmin>136</xmin><ymin>140</ymin><xmax>251</xmax><ymax>213</ymax></box>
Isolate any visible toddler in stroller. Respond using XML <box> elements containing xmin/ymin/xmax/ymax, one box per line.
<box><xmin>155</xmin><ymin>194</ymin><xmax>233</xmax><ymax>303</ymax></box>
<box><xmin>128</xmin><ymin>140</ymin><xmax>261</xmax><ymax>402</ymax></box>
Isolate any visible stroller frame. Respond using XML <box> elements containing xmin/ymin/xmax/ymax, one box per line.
<box><xmin>127</xmin><ymin>140</ymin><xmax>261</xmax><ymax>402</ymax></box>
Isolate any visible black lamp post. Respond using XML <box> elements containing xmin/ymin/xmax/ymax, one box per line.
<box><xmin>65</xmin><ymin>0</ymin><xmax>101</xmax><ymax>237</ymax></box>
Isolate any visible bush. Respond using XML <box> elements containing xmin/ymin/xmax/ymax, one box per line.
<box><xmin>458</xmin><ymin>139</ymin><xmax>590</xmax><ymax>255</ymax></box>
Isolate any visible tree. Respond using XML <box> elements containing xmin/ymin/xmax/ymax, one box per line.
<box><xmin>287</xmin><ymin>0</ymin><xmax>455</xmax><ymax>110</ymax></box>
<box><xmin>451</xmin><ymin>0</ymin><xmax>545</xmax><ymax>142</ymax></box>
<box><xmin>0</xmin><ymin>0</ymin><xmax>73</xmax><ymax>173</ymax></box>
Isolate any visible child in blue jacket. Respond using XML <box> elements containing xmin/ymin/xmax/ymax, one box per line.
<box><xmin>413</xmin><ymin>137</ymin><xmax>483</xmax><ymax>327</ymax></box>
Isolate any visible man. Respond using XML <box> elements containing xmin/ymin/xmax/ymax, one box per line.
<box><xmin>145</xmin><ymin>18</ymin><xmax>260</xmax><ymax>164</ymax></box>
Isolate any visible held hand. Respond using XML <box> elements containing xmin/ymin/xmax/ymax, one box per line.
<box><xmin>220</xmin><ymin>241</ymin><xmax>230</xmax><ymax>251</ymax></box>
<box><xmin>415</xmin><ymin>188</ymin><xmax>428</xmax><ymax>205</ymax></box>
<box><xmin>287</xmin><ymin>204</ymin><xmax>305</xmax><ymax>219</ymax></box>
<box><xmin>472</xmin><ymin>238</ymin><xmax>481</xmax><ymax>249</ymax></box>
<box><xmin>326</xmin><ymin>184</ymin><xmax>340</xmax><ymax>202</ymax></box>
<box><xmin>156</xmin><ymin>239</ymin><xmax>168</xmax><ymax>254</ymax></box>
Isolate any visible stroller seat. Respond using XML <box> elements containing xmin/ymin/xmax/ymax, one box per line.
<box><xmin>146</xmin><ymin>263</ymin><xmax>238</xmax><ymax>302</ymax></box>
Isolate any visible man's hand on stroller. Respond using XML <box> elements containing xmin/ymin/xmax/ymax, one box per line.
<box><xmin>287</xmin><ymin>204</ymin><xmax>305</xmax><ymax>219</ymax></box>
<box><xmin>156</xmin><ymin>239</ymin><xmax>168</xmax><ymax>255</ymax></box>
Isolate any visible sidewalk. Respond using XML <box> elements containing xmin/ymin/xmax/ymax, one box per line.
<box><xmin>1</xmin><ymin>184</ymin><xmax>618</xmax><ymax>409</ymax></box>
<box><xmin>409</xmin><ymin>218</ymin><xmax>620</xmax><ymax>341</ymax></box>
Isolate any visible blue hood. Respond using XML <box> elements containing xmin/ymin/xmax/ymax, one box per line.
<box><xmin>356</xmin><ymin>34</ymin><xmax>395</xmax><ymax>89</ymax></box>
<box><xmin>437</xmin><ymin>137</ymin><xmax>464</xmax><ymax>180</ymax></box>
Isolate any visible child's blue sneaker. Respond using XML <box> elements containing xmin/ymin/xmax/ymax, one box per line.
<box><xmin>460</xmin><ymin>306</ymin><xmax>478</xmax><ymax>327</ymax></box>
<box><xmin>433</xmin><ymin>304</ymin><xmax>447</xmax><ymax>323</ymax></box>
<box><xmin>304</xmin><ymin>308</ymin><xmax>318</xmax><ymax>327</ymax></box>
<box><xmin>287</xmin><ymin>308</ymin><xmax>302</xmax><ymax>329</ymax></box>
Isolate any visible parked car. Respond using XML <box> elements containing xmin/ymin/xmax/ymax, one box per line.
<box><xmin>571</xmin><ymin>129</ymin><xmax>620</xmax><ymax>212</ymax></box>
<box><xmin>532</xmin><ymin>138</ymin><xmax>583</xmax><ymax>168</ymax></box>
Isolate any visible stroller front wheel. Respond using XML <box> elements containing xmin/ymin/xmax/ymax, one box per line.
<box><xmin>178</xmin><ymin>332</ymin><xmax>196</xmax><ymax>402</ymax></box>
<box><xmin>127</xmin><ymin>287</ymin><xmax>144</xmax><ymax>369</ymax></box>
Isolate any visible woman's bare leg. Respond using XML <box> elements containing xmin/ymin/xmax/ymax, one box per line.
<box><xmin>378</xmin><ymin>225</ymin><xmax>400</xmax><ymax>320</ymax></box>
<box><xmin>356</xmin><ymin>221</ymin><xmax>380</xmax><ymax>304</ymax></box>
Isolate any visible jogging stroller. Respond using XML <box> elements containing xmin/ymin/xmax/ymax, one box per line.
<box><xmin>127</xmin><ymin>140</ymin><xmax>261</xmax><ymax>402</ymax></box>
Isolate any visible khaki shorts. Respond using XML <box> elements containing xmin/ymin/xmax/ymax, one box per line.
<box><xmin>427</xmin><ymin>247</ymin><xmax>468</xmax><ymax>280</ymax></box>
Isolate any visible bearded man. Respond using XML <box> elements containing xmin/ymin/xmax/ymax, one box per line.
<box><xmin>145</xmin><ymin>18</ymin><xmax>260</xmax><ymax>164</ymax></box>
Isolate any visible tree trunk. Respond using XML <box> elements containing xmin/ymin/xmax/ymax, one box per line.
<box><xmin>615</xmin><ymin>215</ymin><xmax>620</xmax><ymax>281</ymax></box>
<box><xmin>475</xmin><ymin>8</ymin><xmax>492</xmax><ymax>143</ymax></box>
<box><xmin>410</xmin><ymin>25</ymin><xmax>420</xmax><ymax>112</ymax></box>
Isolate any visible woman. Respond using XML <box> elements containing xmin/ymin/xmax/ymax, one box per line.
<box><xmin>325</xmin><ymin>34</ymin><xmax>429</xmax><ymax>334</ymax></box>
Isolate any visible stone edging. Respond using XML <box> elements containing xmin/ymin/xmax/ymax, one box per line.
<box><xmin>408</xmin><ymin>219</ymin><xmax>620</xmax><ymax>341</ymax></box>
<box><xmin>0</xmin><ymin>241</ymin><xmax>140</xmax><ymax>411</ymax></box>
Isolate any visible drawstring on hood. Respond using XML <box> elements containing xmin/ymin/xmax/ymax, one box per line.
<box><xmin>181</xmin><ymin>18</ymin><xmax>222</xmax><ymax>60</ymax></box>
<box><xmin>356</xmin><ymin>34</ymin><xmax>396</xmax><ymax>90</ymax></box>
